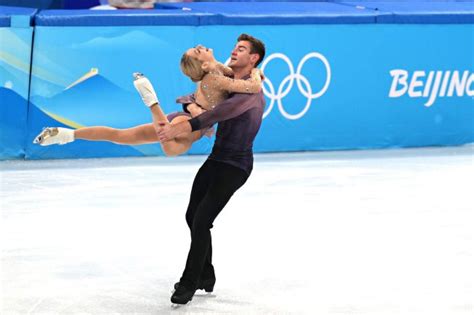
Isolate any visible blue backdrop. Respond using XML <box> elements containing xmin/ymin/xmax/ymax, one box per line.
<box><xmin>24</xmin><ymin>24</ymin><xmax>473</xmax><ymax>159</ymax></box>
<box><xmin>0</xmin><ymin>3</ymin><xmax>473</xmax><ymax>160</ymax></box>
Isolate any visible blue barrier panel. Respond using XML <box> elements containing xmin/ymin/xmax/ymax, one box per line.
<box><xmin>25</xmin><ymin>4</ymin><xmax>474</xmax><ymax>160</ymax></box>
<box><xmin>35</xmin><ymin>9</ymin><xmax>207</xmax><ymax>26</ymax></box>
<box><xmin>341</xmin><ymin>1</ymin><xmax>474</xmax><ymax>23</ymax></box>
<box><xmin>0</xmin><ymin>5</ymin><xmax>36</xmax><ymax>26</ymax></box>
<box><xmin>194</xmin><ymin>25</ymin><xmax>473</xmax><ymax>152</ymax></box>
<box><xmin>157</xmin><ymin>2</ymin><xmax>377</xmax><ymax>24</ymax></box>
<box><xmin>0</xmin><ymin>6</ymin><xmax>36</xmax><ymax>159</ymax></box>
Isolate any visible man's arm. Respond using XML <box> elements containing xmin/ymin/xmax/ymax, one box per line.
<box><xmin>189</xmin><ymin>92</ymin><xmax>261</xmax><ymax>131</ymax></box>
<box><xmin>157</xmin><ymin>92</ymin><xmax>261</xmax><ymax>142</ymax></box>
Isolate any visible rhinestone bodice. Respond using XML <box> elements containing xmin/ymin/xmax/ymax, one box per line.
<box><xmin>195</xmin><ymin>62</ymin><xmax>262</xmax><ymax>110</ymax></box>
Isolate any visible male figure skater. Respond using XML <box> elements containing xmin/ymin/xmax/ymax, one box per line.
<box><xmin>157</xmin><ymin>34</ymin><xmax>266</xmax><ymax>305</ymax></box>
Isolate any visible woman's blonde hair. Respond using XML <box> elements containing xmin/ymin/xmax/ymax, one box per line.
<box><xmin>180</xmin><ymin>53</ymin><xmax>205</xmax><ymax>83</ymax></box>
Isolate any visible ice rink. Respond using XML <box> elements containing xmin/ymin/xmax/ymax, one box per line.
<box><xmin>1</xmin><ymin>146</ymin><xmax>473</xmax><ymax>315</ymax></box>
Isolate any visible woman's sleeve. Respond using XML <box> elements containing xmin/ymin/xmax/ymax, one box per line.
<box><xmin>215</xmin><ymin>62</ymin><xmax>234</xmax><ymax>77</ymax></box>
<box><xmin>210</xmin><ymin>69</ymin><xmax>261</xmax><ymax>94</ymax></box>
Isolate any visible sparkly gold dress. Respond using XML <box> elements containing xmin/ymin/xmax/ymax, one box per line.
<box><xmin>195</xmin><ymin>62</ymin><xmax>262</xmax><ymax>110</ymax></box>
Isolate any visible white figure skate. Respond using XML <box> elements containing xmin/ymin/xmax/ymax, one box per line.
<box><xmin>133</xmin><ymin>72</ymin><xmax>159</xmax><ymax>107</ymax></box>
<box><xmin>33</xmin><ymin>127</ymin><xmax>75</xmax><ymax>146</ymax></box>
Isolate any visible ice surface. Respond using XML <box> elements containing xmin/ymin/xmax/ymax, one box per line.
<box><xmin>1</xmin><ymin>146</ymin><xmax>473</xmax><ymax>314</ymax></box>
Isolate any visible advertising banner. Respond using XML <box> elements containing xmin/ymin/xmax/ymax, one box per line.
<box><xmin>26</xmin><ymin>24</ymin><xmax>474</xmax><ymax>159</ymax></box>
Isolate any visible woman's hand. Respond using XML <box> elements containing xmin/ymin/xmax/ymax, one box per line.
<box><xmin>187</xmin><ymin>103</ymin><xmax>205</xmax><ymax>117</ymax></box>
<box><xmin>251</xmin><ymin>68</ymin><xmax>265</xmax><ymax>81</ymax></box>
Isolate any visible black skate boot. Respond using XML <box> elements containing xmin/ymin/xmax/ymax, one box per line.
<box><xmin>171</xmin><ymin>283</ymin><xmax>195</xmax><ymax>305</ymax></box>
<box><xmin>174</xmin><ymin>277</ymin><xmax>215</xmax><ymax>293</ymax></box>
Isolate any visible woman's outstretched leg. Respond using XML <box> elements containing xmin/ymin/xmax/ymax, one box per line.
<box><xmin>75</xmin><ymin>124</ymin><xmax>159</xmax><ymax>144</ymax></box>
<box><xmin>34</xmin><ymin>124</ymin><xmax>159</xmax><ymax>146</ymax></box>
<box><xmin>33</xmin><ymin>119</ymin><xmax>200</xmax><ymax>156</ymax></box>
<box><xmin>33</xmin><ymin>120</ymin><xmax>199</xmax><ymax>156</ymax></box>
<box><xmin>33</xmin><ymin>72</ymin><xmax>201</xmax><ymax>156</ymax></box>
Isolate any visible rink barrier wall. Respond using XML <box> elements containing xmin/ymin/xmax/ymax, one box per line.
<box><xmin>0</xmin><ymin>6</ymin><xmax>36</xmax><ymax>159</ymax></box>
<box><xmin>0</xmin><ymin>2</ymin><xmax>473</xmax><ymax>159</ymax></box>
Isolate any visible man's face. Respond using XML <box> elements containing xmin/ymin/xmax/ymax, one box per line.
<box><xmin>228</xmin><ymin>40</ymin><xmax>258</xmax><ymax>68</ymax></box>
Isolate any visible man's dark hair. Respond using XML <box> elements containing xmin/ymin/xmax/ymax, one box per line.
<box><xmin>238</xmin><ymin>33</ymin><xmax>266</xmax><ymax>67</ymax></box>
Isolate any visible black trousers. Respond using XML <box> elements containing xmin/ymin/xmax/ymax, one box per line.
<box><xmin>180</xmin><ymin>159</ymin><xmax>249</xmax><ymax>289</ymax></box>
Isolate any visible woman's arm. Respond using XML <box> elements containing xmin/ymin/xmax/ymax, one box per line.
<box><xmin>215</xmin><ymin>62</ymin><xmax>234</xmax><ymax>77</ymax></box>
<box><xmin>210</xmin><ymin>68</ymin><xmax>262</xmax><ymax>94</ymax></box>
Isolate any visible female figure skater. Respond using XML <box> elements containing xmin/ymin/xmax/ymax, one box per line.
<box><xmin>34</xmin><ymin>45</ymin><xmax>263</xmax><ymax>156</ymax></box>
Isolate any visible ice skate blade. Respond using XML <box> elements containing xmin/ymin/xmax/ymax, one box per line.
<box><xmin>171</xmin><ymin>303</ymin><xmax>183</xmax><ymax>309</ymax></box>
<box><xmin>33</xmin><ymin>127</ymin><xmax>59</xmax><ymax>145</ymax></box>
<box><xmin>171</xmin><ymin>297</ymin><xmax>192</xmax><ymax>307</ymax></box>
<box><xmin>133</xmin><ymin>72</ymin><xmax>144</xmax><ymax>80</ymax></box>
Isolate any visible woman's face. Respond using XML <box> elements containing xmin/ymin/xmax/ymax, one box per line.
<box><xmin>186</xmin><ymin>45</ymin><xmax>214</xmax><ymax>62</ymax></box>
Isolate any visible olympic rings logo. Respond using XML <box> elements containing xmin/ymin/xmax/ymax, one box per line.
<box><xmin>260</xmin><ymin>52</ymin><xmax>331</xmax><ymax>120</ymax></box>
<box><xmin>225</xmin><ymin>52</ymin><xmax>331</xmax><ymax>120</ymax></box>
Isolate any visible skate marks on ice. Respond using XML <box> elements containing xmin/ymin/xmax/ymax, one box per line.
<box><xmin>166</xmin><ymin>293</ymin><xmax>262</xmax><ymax>315</ymax></box>
<box><xmin>2</xmin><ymin>146</ymin><xmax>473</xmax><ymax>314</ymax></box>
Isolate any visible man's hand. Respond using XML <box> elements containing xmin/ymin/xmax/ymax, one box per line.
<box><xmin>156</xmin><ymin>121</ymin><xmax>175</xmax><ymax>142</ymax></box>
<box><xmin>156</xmin><ymin>120</ymin><xmax>192</xmax><ymax>142</ymax></box>
<box><xmin>152</xmin><ymin>119</ymin><xmax>166</xmax><ymax>134</ymax></box>
<box><xmin>252</xmin><ymin>68</ymin><xmax>265</xmax><ymax>81</ymax></box>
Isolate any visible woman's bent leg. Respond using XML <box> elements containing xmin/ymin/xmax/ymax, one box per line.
<box><xmin>160</xmin><ymin>116</ymin><xmax>202</xmax><ymax>157</ymax></box>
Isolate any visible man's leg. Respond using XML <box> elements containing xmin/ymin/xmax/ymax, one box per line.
<box><xmin>184</xmin><ymin>160</ymin><xmax>215</xmax><ymax>288</ymax></box>
<box><xmin>201</xmin><ymin>234</ymin><xmax>215</xmax><ymax>286</ymax></box>
<box><xmin>185</xmin><ymin>161</ymin><xmax>213</xmax><ymax>228</ymax></box>
<box><xmin>172</xmin><ymin>161</ymin><xmax>248</xmax><ymax>304</ymax></box>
